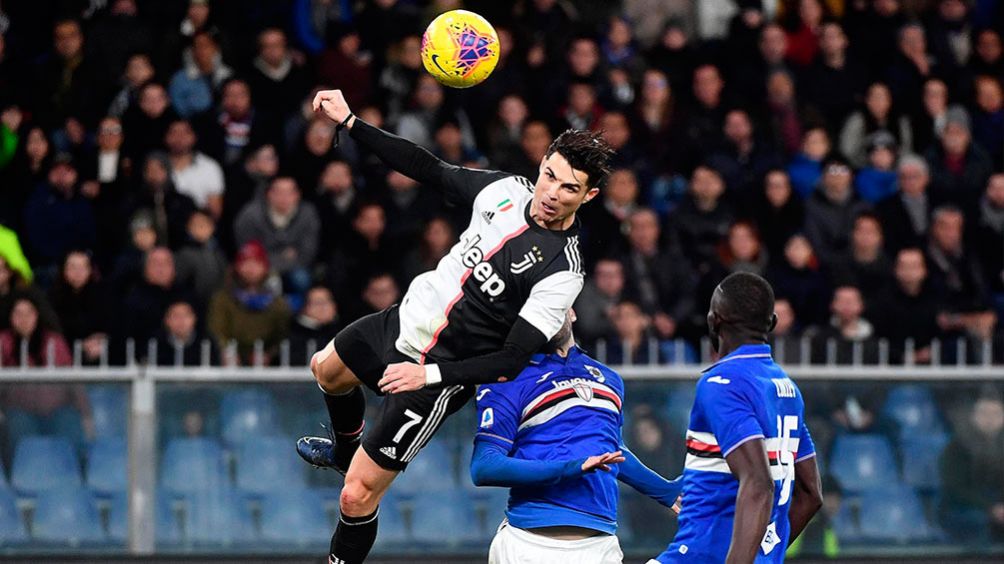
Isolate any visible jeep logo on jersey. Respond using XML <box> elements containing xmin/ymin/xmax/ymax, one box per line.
<box><xmin>462</xmin><ymin>235</ymin><xmax>506</xmax><ymax>297</ymax></box>
<box><xmin>510</xmin><ymin>246</ymin><xmax>543</xmax><ymax>274</ymax></box>
<box><xmin>573</xmin><ymin>382</ymin><xmax>594</xmax><ymax>402</ymax></box>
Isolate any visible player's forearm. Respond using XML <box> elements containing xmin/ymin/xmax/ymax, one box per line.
<box><xmin>617</xmin><ymin>447</ymin><xmax>682</xmax><ymax>507</ymax></box>
<box><xmin>726</xmin><ymin>477</ymin><xmax>774</xmax><ymax>564</ymax></box>
<box><xmin>427</xmin><ymin>318</ymin><xmax>547</xmax><ymax>388</ymax></box>
<box><xmin>787</xmin><ymin>457</ymin><xmax>824</xmax><ymax>546</ymax></box>
<box><xmin>787</xmin><ymin>494</ymin><xmax>822</xmax><ymax>546</ymax></box>
<box><xmin>470</xmin><ymin>441</ymin><xmax>582</xmax><ymax>487</ymax></box>
<box><xmin>348</xmin><ymin>118</ymin><xmax>447</xmax><ymax>186</ymax></box>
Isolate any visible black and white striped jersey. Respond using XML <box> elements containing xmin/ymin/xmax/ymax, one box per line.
<box><xmin>348</xmin><ymin>120</ymin><xmax>585</xmax><ymax>370</ymax></box>
<box><xmin>397</xmin><ymin>173</ymin><xmax>584</xmax><ymax>364</ymax></box>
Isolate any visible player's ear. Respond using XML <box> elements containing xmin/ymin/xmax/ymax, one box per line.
<box><xmin>582</xmin><ymin>186</ymin><xmax>600</xmax><ymax>204</ymax></box>
<box><xmin>707</xmin><ymin>311</ymin><xmax>721</xmax><ymax>353</ymax></box>
<box><xmin>768</xmin><ymin>312</ymin><xmax>778</xmax><ymax>333</ymax></box>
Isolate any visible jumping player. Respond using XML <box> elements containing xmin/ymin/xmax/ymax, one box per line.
<box><xmin>472</xmin><ymin>312</ymin><xmax>682</xmax><ymax>563</ymax></box>
<box><xmin>649</xmin><ymin>272</ymin><xmax>823</xmax><ymax>564</ymax></box>
<box><xmin>298</xmin><ymin>89</ymin><xmax>614</xmax><ymax>564</ymax></box>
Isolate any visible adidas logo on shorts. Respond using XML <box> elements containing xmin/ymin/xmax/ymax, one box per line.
<box><xmin>380</xmin><ymin>446</ymin><xmax>397</xmax><ymax>460</ymax></box>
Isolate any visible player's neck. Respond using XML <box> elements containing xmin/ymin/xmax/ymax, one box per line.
<box><xmin>717</xmin><ymin>333</ymin><xmax>767</xmax><ymax>358</ymax></box>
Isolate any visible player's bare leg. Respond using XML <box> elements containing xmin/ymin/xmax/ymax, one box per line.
<box><xmin>296</xmin><ymin>340</ymin><xmax>367</xmax><ymax>473</ymax></box>
<box><xmin>330</xmin><ymin>446</ymin><xmax>399</xmax><ymax>564</ymax></box>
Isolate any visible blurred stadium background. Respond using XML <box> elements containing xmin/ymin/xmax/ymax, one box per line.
<box><xmin>0</xmin><ymin>0</ymin><xmax>1003</xmax><ymax>561</ymax></box>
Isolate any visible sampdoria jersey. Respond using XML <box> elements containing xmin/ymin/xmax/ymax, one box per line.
<box><xmin>655</xmin><ymin>344</ymin><xmax>816</xmax><ymax>563</ymax></box>
<box><xmin>393</xmin><ymin>167</ymin><xmax>585</xmax><ymax>364</ymax></box>
<box><xmin>474</xmin><ymin>347</ymin><xmax>625</xmax><ymax>534</ymax></box>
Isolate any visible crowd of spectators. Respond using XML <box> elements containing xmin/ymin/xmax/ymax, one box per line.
<box><xmin>0</xmin><ymin>0</ymin><xmax>1002</xmax><ymax>369</ymax></box>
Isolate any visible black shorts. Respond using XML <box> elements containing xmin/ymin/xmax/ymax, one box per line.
<box><xmin>334</xmin><ymin>305</ymin><xmax>474</xmax><ymax>471</ymax></box>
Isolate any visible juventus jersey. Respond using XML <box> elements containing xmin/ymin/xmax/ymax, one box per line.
<box><xmin>395</xmin><ymin>173</ymin><xmax>585</xmax><ymax>364</ymax></box>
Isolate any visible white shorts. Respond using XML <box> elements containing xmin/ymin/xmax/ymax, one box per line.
<box><xmin>488</xmin><ymin>520</ymin><xmax>624</xmax><ymax>564</ymax></box>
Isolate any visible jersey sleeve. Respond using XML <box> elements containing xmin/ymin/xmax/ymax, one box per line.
<box><xmin>696</xmin><ymin>375</ymin><xmax>764</xmax><ymax>457</ymax></box>
<box><xmin>349</xmin><ymin>118</ymin><xmax>508</xmax><ymax>207</ymax></box>
<box><xmin>796</xmin><ymin>420</ymin><xmax>816</xmax><ymax>462</ymax></box>
<box><xmin>518</xmin><ymin>270</ymin><xmax>584</xmax><ymax>340</ymax></box>
<box><xmin>473</xmin><ymin>385</ymin><xmax>521</xmax><ymax>451</ymax></box>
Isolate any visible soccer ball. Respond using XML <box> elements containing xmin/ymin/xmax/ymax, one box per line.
<box><xmin>421</xmin><ymin>10</ymin><xmax>499</xmax><ymax>89</ymax></box>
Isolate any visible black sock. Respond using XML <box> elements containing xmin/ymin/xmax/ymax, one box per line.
<box><xmin>330</xmin><ymin>508</ymin><xmax>379</xmax><ymax>564</ymax></box>
<box><xmin>323</xmin><ymin>386</ymin><xmax>366</xmax><ymax>438</ymax></box>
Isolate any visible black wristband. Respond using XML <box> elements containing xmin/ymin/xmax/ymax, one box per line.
<box><xmin>333</xmin><ymin>113</ymin><xmax>354</xmax><ymax>148</ymax></box>
<box><xmin>337</xmin><ymin>112</ymin><xmax>354</xmax><ymax>131</ymax></box>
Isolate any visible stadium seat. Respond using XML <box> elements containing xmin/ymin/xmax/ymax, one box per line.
<box><xmin>235</xmin><ymin>435</ymin><xmax>305</xmax><ymax>495</ymax></box>
<box><xmin>32</xmin><ymin>487</ymin><xmax>104</xmax><ymax>545</ymax></box>
<box><xmin>155</xmin><ymin>490</ymin><xmax>183</xmax><ymax>545</ymax></box>
<box><xmin>881</xmin><ymin>385</ymin><xmax>945</xmax><ymax>437</ymax></box>
<box><xmin>107</xmin><ymin>492</ymin><xmax>128</xmax><ymax>544</ymax></box>
<box><xmin>11</xmin><ymin>436</ymin><xmax>82</xmax><ymax>494</ymax></box>
<box><xmin>858</xmin><ymin>485</ymin><xmax>935</xmax><ymax>543</ymax></box>
<box><xmin>828</xmin><ymin>434</ymin><xmax>899</xmax><ymax>494</ymax></box>
<box><xmin>831</xmin><ymin>503</ymin><xmax>860</xmax><ymax>544</ymax></box>
<box><xmin>220</xmin><ymin>388</ymin><xmax>280</xmax><ymax>445</ymax></box>
<box><xmin>394</xmin><ymin>438</ymin><xmax>456</xmax><ymax>496</ymax></box>
<box><xmin>409</xmin><ymin>490</ymin><xmax>480</xmax><ymax>546</ymax></box>
<box><xmin>258</xmin><ymin>489</ymin><xmax>331</xmax><ymax>546</ymax></box>
<box><xmin>107</xmin><ymin>493</ymin><xmax>182</xmax><ymax>546</ymax></box>
<box><xmin>0</xmin><ymin>488</ymin><xmax>27</xmax><ymax>545</ymax></box>
<box><xmin>108</xmin><ymin>491</ymin><xmax>181</xmax><ymax>545</ymax></box>
<box><xmin>87</xmin><ymin>385</ymin><xmax>128</xmax><ymax>439</ymax></box>
<box><xmin>86</xmin><ymin>437</ymin><xmax>127</xmax><ymax>495</ymax></box>
<box><xmin>900</xmin><ymin>432</ymin><xmax>950</xmax><ymax>491</ymax></box>
<box><xmin>184</xmin><ymin>489</ymin><xmax>255</xmax><ymax>545</ymax></box>
<box><xmin>160</xmin><ymin>437</ymin><xmax>227</xmax><ymax>494</ymax></box>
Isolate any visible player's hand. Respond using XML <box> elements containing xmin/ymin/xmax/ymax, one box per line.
<box><xmin>581</xmin><ymin>451</ymin><xmax>625</xmax><ymax>473</ymax></box>
<box><xmin>379</xmin><ymin>362</ymin><xmax>426</xmax><ymax>394</ymax></box>
<box><xmin>671</xmin><ymin>494</ymin><xmax>682</xmax><ymax>515</ymax></box>
<box><xmin>312</xmin><ymin>89</ymin><xmax>352</xmax><ymax>125</ymax></box>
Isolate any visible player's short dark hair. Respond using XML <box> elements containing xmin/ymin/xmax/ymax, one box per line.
<box><xmin>546</xmin><ymin>129</ymin><xmax>615</xmax><ymax>189</ymax></box>
<box><xmin>716</xmin><ymin>272</ymin><xmax>776</xmax><ymax>333</ymax></box>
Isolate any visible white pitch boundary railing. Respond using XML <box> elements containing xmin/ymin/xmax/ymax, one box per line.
<box><xmin>1</xmin><ymin>334</ymin><xmax>1000</xmax><ymax>372</ymax></box>
<box><xmin>0</xmin><ymin>335</ymin><xmax>1003</xmax><ymax>554</ymax></box>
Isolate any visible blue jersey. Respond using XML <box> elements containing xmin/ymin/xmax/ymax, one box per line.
<box><xmin>655</xmin><ymin>344</ymin><xmax>816</xmax><ymax>563</ymax></box>
<box><xmin>474</xmin><ymin>346</ymin><xmax>625</xmax><ymax>534</ymax></box>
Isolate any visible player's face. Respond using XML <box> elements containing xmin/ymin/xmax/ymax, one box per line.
<box><xmin>532</xmin><ymin>152</ymin><xmax>597</xmax><ymax>228</ymax></box>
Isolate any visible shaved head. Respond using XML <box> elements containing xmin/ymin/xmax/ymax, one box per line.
<box><xmin>709</xmin><ymin>272</ymin><xmax>776</xmax><ymax>347</ymax></box>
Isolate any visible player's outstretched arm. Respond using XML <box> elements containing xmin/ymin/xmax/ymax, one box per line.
<box><xmin>469</xmin><ymin>440</ymin><xmax>624</xmax><ymax>488</ymax></box>
<box><xmin>379</xmin><ymin>318</ymin><xmax>548</xmax><ymax>393</ymax></box>
<box><xmin>616</xmin><ymin>447</ymin><xmax>682</xmax><ymax>509</ymax></box>
<box><xmin>786</xmin><ymin>455</ymin><xmax>824</xmax><ymax>546</ymax></box>
<box><xmin>724</xmin><ymin>439</ymin><xmax>775</xmax><ymax>564</ymax></box>
<box><xmin>314</xmin><ymin>89</ymin><xmax>506</xmax><ymax>207</ymax></box>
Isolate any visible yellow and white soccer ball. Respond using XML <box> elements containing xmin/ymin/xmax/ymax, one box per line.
<box><xmin>420</xmin><ymin>10</ymin><xmax>499</xmax><ymax>89</ymax></box>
